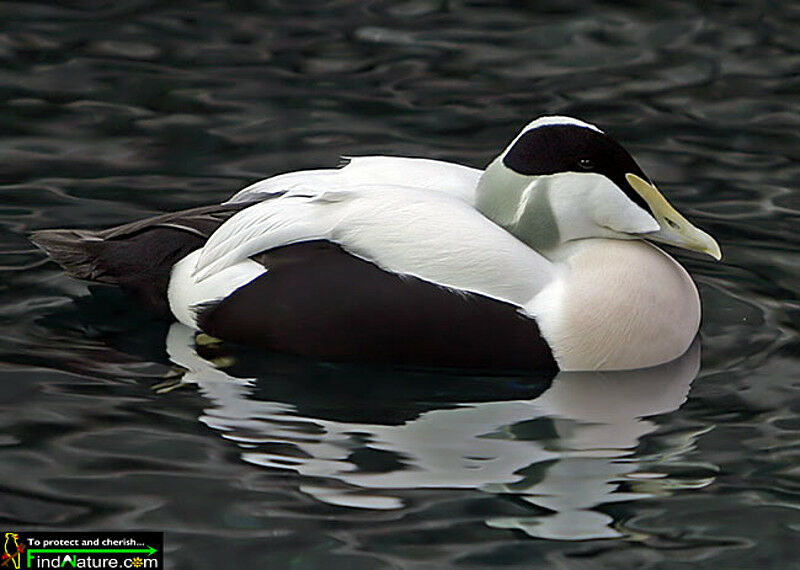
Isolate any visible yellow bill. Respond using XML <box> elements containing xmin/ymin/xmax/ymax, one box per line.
<box><xmin>626</xmin><ymin>173</ymin><xmax>722</xmax><ymax>261</ymax></box>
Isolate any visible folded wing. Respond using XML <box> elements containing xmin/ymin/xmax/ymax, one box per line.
<box><xmin>194</xmin><ymin>185</ymin><xmax>555</xmax><ymax>308</ymax></box>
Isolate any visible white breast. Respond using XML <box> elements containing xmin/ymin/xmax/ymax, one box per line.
<box><xmin>527</xmin><ymin>239</ymin><xmax>701</xmax><ymax>371</ymax></box>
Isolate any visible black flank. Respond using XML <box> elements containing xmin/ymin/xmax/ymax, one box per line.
<box><xmin>197</xmin><ymin>240</ymin><xmax>558</xmax><ymax>371</ymax></box>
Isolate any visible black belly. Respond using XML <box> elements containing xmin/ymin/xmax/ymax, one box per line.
<box><xmin>196</xmin><ymin>241</ymin><xmax>557</xmax><ymax>371</ymax></box>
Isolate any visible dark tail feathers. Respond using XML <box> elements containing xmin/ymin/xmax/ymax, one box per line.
<box><xmin>30</xmin><ymin>203</ymin><xmax>249</xmax><ymax>318</ymax></box>
<box><xmin>30</xmin><ymin>229</ymin><xmax>117</xmax><ymax>283</ymax></box>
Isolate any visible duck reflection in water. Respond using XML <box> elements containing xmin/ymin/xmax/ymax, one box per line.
<box><xmin>162</xmin><ymin>323</ymin><xmax>715</xmax><ymax>541</ymax></box>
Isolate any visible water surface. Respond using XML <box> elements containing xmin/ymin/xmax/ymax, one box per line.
<box><xmin>2</xmin><ymin>1</ymin><xmax>800</xmax><ymax>568</ymax></box>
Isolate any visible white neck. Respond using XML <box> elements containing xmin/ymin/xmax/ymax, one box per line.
<box><xmin>475</xmin><ymin>160</ymin><xmax>658</xmax><ymax>258</ymax></box>
<box><xmin>475</xmin><ymin>156</ymin><xmax>560</xmax><ymax>250</ymax></box>
<box><xmin>525</xmin><ymin>239</ymin><xmax>700</xmax><ymax>371</ymax></box>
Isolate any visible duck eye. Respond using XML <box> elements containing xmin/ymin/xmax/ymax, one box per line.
<box><xmin>578</xmin><ymin>158</ymin><xmax>594</xmax><ymax>170</ymax></box>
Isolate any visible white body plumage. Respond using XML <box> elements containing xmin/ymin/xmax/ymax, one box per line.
<box><xmin>169</xmin><ymin>140</ymin><xmax>706</xmax><ymax>370</ymax></box>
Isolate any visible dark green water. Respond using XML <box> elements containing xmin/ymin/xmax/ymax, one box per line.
<box><xmin>2</xmin><ymin>1</ymin><xmax>800</xmax><ymax>568</ymax></box>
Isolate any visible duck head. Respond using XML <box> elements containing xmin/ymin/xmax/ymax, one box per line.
<box><xmin>476</xmin><ymin>116</ymin><xmax>721</xmax><ymax>260</ymax></box>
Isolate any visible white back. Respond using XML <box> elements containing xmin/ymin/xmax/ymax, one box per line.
<box><xmin>226</xmin><ymin>156</ymin><xmax>482</xmax><ymax>205</ymax></box>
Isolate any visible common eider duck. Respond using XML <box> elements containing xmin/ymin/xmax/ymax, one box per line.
<box><xmin>31</xmin><ymin>116</ymin><xmax>721</xmax><ymax>372</ymax></box>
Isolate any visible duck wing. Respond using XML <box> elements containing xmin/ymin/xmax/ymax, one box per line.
<box><xmin>193</xmin><ymin>185</ymin><xmax>555</xmax><ymax>308</ymax></box>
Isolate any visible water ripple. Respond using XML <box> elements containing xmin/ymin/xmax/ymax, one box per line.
<box><xmin>1</xmin><ymin>1</ymin><xmax>800</xmax><ymax>567</ymax></box>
